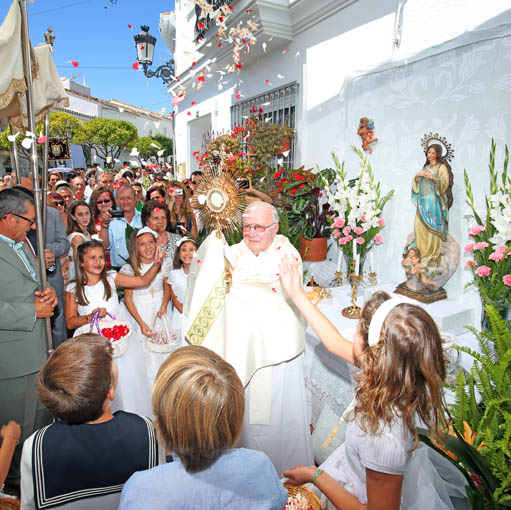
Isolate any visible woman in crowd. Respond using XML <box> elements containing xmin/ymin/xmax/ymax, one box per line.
<box><xmin>64</xmin><ymin>240</ymin><xmax>164</xmax><ymax>417</ymax></box>
<box><xmin>119</xmin><ymin>345</ymin><xmax>287</xmax><ymax>510</ymax></box>
<box><xmin>47</xmin><ymin>171</ymin><xmax>62</xmax><ymax>191</ymax></box>
<box><xmin>89</xmin><ymin>186</ymin><xmax>117</xmax><ymax>236</ymax></box>
<box><xmin>54</xmin><ymin>181</ymin><xmax>74</xmax><ymax>211</ymax></box>
<box><xmin>279</xmin><ymin>257</ymin><xmax>466</xmax><ymax>510</ymax></box>
<box><xmin>66</xmin><ymin>201</ymin><xmax>95</xmax><ymax>281</ymax></box>
<box><xmin>142</xmin><ymin>200</ymin><xmax>180</xmax><ymax>273</ymax></box>
<box><xmin>121</xmin><ymin>227</ymin><xmax>173</xmax><ymax>388</ymax></box>
<box><xmin>47</xmin><ymin>192</ymin><xmax>67</xmax><ymax>228</ymax></box>
<box><xmin>145</xmin><ymin>186</ymin><xmax>166</xmax><ymax>204</ymax></box>
<box><xmin>167</xmin><ymin>180</ymin><xmax>197</xmax><ymax>237</ymax></box>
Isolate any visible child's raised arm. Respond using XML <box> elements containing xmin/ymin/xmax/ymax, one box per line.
<box><xmin>279</xmin><ymin>255</ymin><xmax>356</xmax><ymax>366</ymax></box>
<box><xmin>115</xmin><ymin>248</ymin><xmax>166</xmax><ymax>289</ymax></box>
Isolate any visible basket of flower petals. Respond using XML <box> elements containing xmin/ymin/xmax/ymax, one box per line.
<box><xmin>74</xmin><ymin>311</ymin><xmax>130</xmax><ymax>358</ymax></box>
<box><xmin>284</xmin><ymin>483</ymin><xmax>322</xmax><ymax>510</ymax></box>
<box><xmin>143</xmin><ymin>315</ymin><xmax>179</xmax><ymax>353</ymax></box>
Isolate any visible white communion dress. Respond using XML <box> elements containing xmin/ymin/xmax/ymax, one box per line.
<box><xmin>167</xmin><ymin>267</ymin><xmax>188</xmax><ymax>335</ymax></box>
<box><xmin>120</xmin><ymin>263</ymin><xmax>175</xmax><ymax>391</ymax></box>
<box><xmin>312</xmin><ymin>410</ymin><xmax>468</xmax><ymax>510</ymax></box>
<box><xmin>66</xmin><ymin>271</ymin><xmax>153</xmax><ymax>419</ymax></box>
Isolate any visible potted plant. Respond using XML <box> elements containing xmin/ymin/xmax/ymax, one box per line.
<box><xmin>276</xmin><ymin>166</ymin><xmax>336</xmax><ymax>260</ymax></box>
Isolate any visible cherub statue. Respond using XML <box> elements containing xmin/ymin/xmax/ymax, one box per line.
<box><xmin>44</xmin><ymin>27</ymin><xmax>55</xmax><ymax>47</ymax></box>
<box><xmin>357</xmin><ymin>117</ymin><xmax>378</xmax><ymax>153</ymax></box>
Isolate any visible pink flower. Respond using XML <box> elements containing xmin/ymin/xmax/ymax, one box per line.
<box><xmin>503</xmin><ymin>274</ymin><xmax>511</xmax><ymax>286</ymax></box>
<box><xmin>333</xmin><ymin>217</ymin><xmax>345</xmax><ymax>228</ymax></box>
<box><xmin>489</xmin><ymin>251</ymin><xmax>503</xmax><ymax>261</ymax></box>
<box><xmin>474</xmin><ymin>242</ymin><xmax>489</xmax><ymax>250</ymax></box>
<box><xmin>361</xmin><ymin>215</ymin><xmax>367</xmax><ymax>222</ymax></box>
<box><xmin>378</xmin><ymin>218</ymin><xmax>385</xmax><ymax>227</ymax></box>
<box><xmin>354</xmin><ymin>226</ymin><xmax>364</xmax><ymax>235</ymax></box>
<box><xmin>465</xmin><ymin>260</ymin><xmax>478</xmax><ymax>268</ymax></box>
<box><xmin>346</xmin><ymin>235</ymin><xmax>353</xmax><ymax>242</ymax></box>
<box><xmin>356</xmin><ymin>237</ymin><xmax>365</xmax><ymax>245</ymax></box>
<box><xmin>338</xmin><ymin>236</ymin><xmax>350</xmax><ymax>246</ymax></box>
<box><xmin>475</xmin><ymin>265</ymin><xmax>491</xmax><ymax>277</ymax></box>
<box><xmin>333</xmin><ymin>230</ymin><xmax>341</xmax><ymax>239</ymax></box>
<box><xmin>464</xmin><ymin>243</ymin><xmax>475</xmax><ymax>252</ymax></box>
<box><xmin>342</xmin><ymin>226</ymin><xmax>351</xmax><ymax>235</ymax></box>
<box><xmin>374</xmin><ymin>233</ymin><xmax>383</xmax><ymax>245</ymax></box>
<box><xmin>469</xmin><ymin>225</ymin><xmax>485</xmax><ymax>237</ymax></box>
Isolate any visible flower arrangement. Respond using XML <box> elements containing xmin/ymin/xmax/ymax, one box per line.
<box><xmin>463</xmin><ymin>140</ymin><xmax>511</xmax><ymax>322</ymax></box>
<box><xmin>324</xmin><ymin>148</ymin><xmax>394</xmax><ymax>261</ymax></box>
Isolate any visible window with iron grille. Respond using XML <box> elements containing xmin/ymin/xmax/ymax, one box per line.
<box><xmin>230</xmin><ymin>82</ymin><xmax>298</xmax><ymax>170</ymax></box>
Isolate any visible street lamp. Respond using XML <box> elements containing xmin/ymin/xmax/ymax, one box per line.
<box><xmin>134</xmin><ymin>25</ymin><xmax>175</xmax><ymax>85</ymax></box>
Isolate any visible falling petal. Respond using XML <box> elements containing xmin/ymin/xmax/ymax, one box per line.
<box><xmin>37</xmin><ymin>135</ymin><xmax>47</xmax><ymax>144</ymax></box>
<box><xmin>281</xmin><ymin>150</ymin><xmax>290</xmax><ymax>157</ymax></box>
<box><xmin>26</xmin><ymin>131</ymin><xmax>36</xmax><ymax>138</ymax></box>
<box><xmin>282</xmin><ymin>48</ymin><xmax>290</xmax><ymax>54</ymax></box>
<box><xmin>157</xmin><ymin>150</ymin><xmax>165</xmax><ymax>157</ymax></box>
<box><xmin>21</xmin><ymin>137</ymin><xmax>33</xmax><ymax>150</ymax></box>
<box><xmin>132</xmin><ymin>61</ymin><xmax>140</xmax><ymax>70</ymax></box>
<box><xmin>262</xmin><ymin>42</ymin><xmax>267</xmax><ymax>52</ymax></box>
<box><xmin>129</xmin><ymin>148</ymin><xmax>139</xmax><ymax>157</ymax></box>
<box><xmin>150</xmin><ymin>142</ymin><xmax>161</xmax><ymax>149</ymax></box>
<box><xmin>7</xmin><ymin>133</ymin><xmax>19</xmax><ymax>142</ymax></box>
<box><xmin>295</xmin><ymin>51</ymin><xmax>300</xmax><ymax>58</ymax></box>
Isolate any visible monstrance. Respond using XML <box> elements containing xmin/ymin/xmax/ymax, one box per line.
<box><xmin>191</xmin><ymin>164</ymin><xmax>247</xmax><ymax>236</ymax></box>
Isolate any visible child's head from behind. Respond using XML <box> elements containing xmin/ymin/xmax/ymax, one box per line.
<box><xmin>355</xmin><ymin>292</ymin><xmax>446</xmax><ymax>442</ymax></box>
<box><xmin>152</xmin><ymin>346</ymin><xmax>244</xmax><ymax>473</ymax></box>
<box><xmin>173</xmin><ymin>238</ymin><xmax>198</xmax><ymax>269</ymax></box>
<box><xmin>37</xmin><ymin>334</ymin><xmax>116</xmax><ymax>423</ymax></box>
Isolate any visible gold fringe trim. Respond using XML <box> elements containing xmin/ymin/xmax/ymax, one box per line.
<box><xmin>0</xmin><ymin>77</ymin><xmax>27</xmax><ymax>111</ymax></box>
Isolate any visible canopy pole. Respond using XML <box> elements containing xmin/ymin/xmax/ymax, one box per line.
<box><xmin>10</xmin><ymin>136</ymin><xmax>21</xmax><ymax>183</ymax></box>
<box><xmin>19</xmin><ymin>0</ymin><xmax>53</xmax><ymax>356</ymax></box>
<box><xmin>42</xmin><ymin>111</ymin><xmax>49</xmax><ymax>233</ymax></box>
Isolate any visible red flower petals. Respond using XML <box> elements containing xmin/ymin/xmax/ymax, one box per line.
<box><xmin>132</xmin><ymin>61</ymin><xmax>140</xmax><ymax>70</ymax></box>
<box><xmin>102</xmin><ymin>324</ymin><xmax>129</xmax><ymax>342</ymax></box>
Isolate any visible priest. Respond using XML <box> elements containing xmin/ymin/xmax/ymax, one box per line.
<box><xmin>184</xmin><ymin>201</ymin><xmax>313</xmax><ymax>475</ymax></box>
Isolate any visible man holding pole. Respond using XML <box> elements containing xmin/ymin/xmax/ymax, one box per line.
<box><xmin>0</xmin><ymin>187</ymin><xmax>57</xmax><ymax>488</ymax></box>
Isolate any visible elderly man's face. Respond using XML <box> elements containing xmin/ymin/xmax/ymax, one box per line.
<box><xmin>242</xmin><ymin>205</ymin><xmax>278</xmax><ymax>256</ymax></box>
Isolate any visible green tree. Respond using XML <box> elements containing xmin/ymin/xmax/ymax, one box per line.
<box><xmin>153</xmin><ymin>133</ymin><xmax>173</xmax><ymax>158</ymax></box>
<box><xmin>132</xmin><ymin>136</ymin><xmax>159</xmax><ymax>159</ymax></box>
<box><xmin>42</xmin><ymin>111</ymin><xmax>82</xmax><ymax>138</ymax></box>
<box><xmin>73</xmin><ymin>118</ymin><xmax>138</xmax><ymax>167</ymax></box>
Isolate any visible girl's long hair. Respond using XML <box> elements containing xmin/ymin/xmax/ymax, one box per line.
<box><xmin>354</xmin><ymin>292</ymin><xmax>447</xmax><ymax>446</ymax></box>
<box><xmin>74</xmin><ymin>240</ymin><xmax>112</xmax><ymax>306</ymax></box>
<box><xmin>173</xmin><ymin>239</ymin><xmax>199</xmax><ymax>270</ymax></box>
<box><xmin>66</xmin><ymin>201</ymin><xmax>95</xmax><ymax>236</ymax></box>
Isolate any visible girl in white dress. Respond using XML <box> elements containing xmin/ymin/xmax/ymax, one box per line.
<box><xmin>120</xmin><ymin>227</ymin><xmax>174</xmax><ymax>389</ymax></box>
<box><xmin>64</xmin><ymin>240</ymin><xmax>164</xmax><ymax>418</ymax></box>
<box><xmin>279</xmin><ymin>257</ymin><xmax>467</xmax><ymax>510</ymax></box>
<box><xmin>66</xmin><ymin>201</ymin><xmax>95</xmax><ymax>281</ymax></box>
<box><xmin>167</xmin><ymin>237</ymin><xmax>198</xmax><ymax>338</ymax></box>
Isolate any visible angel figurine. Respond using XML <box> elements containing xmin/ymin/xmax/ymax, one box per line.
<box><xmin>357</xmin><ymin>117</ymin><xmax>378</xmax><ymax>153</ymax></box>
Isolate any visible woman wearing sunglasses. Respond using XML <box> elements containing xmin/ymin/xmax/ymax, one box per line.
<box><xmin>48</xmin><ymin>192</ymin><xmax>68</xmax><ymax>228</ymax></box>
<box><xmin>89</xmin><ymin>186</ymin><xmax>117</xmax><ymax>269</ymax></box>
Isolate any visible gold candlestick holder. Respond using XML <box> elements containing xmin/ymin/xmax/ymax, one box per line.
<box><xmin>342</xmin><ymin>260</ymin><xmax>362</xmax><ymax>319</ymax></box>
<box><xmin>332</xmin><ymin>270</ymin><xmax>346</xmax><ymax>286</ymax></box>
<box><xmin>341</xmin><ymin>260</ymin><xmax>378</xmax><ymax>319</ymax></box>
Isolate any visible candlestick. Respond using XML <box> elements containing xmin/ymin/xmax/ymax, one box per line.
<box><xmin>336</xmin><ymin>245</ymin><xmax>342</xmax><ymax>272</ymax></box>
<box><xmin>355</xmin><ymin>254</ymin><xmax>360</xmax><ymax>276</ymax></box>
<box><xmin>369</xmin><ymin>250</ymin><xmax>374</xmax><ymax>272</ymax></box>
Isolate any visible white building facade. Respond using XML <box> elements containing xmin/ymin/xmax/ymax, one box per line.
<box><xmin>162</xmin><ymin>0</ymin><xmax>511</xmax><ymax>307</ymax></box>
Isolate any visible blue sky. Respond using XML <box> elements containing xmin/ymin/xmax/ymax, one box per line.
<box><xmin>0</xmin><ymin>0</ymin><xmax>175</xmax><ymax>112</ymax></box>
